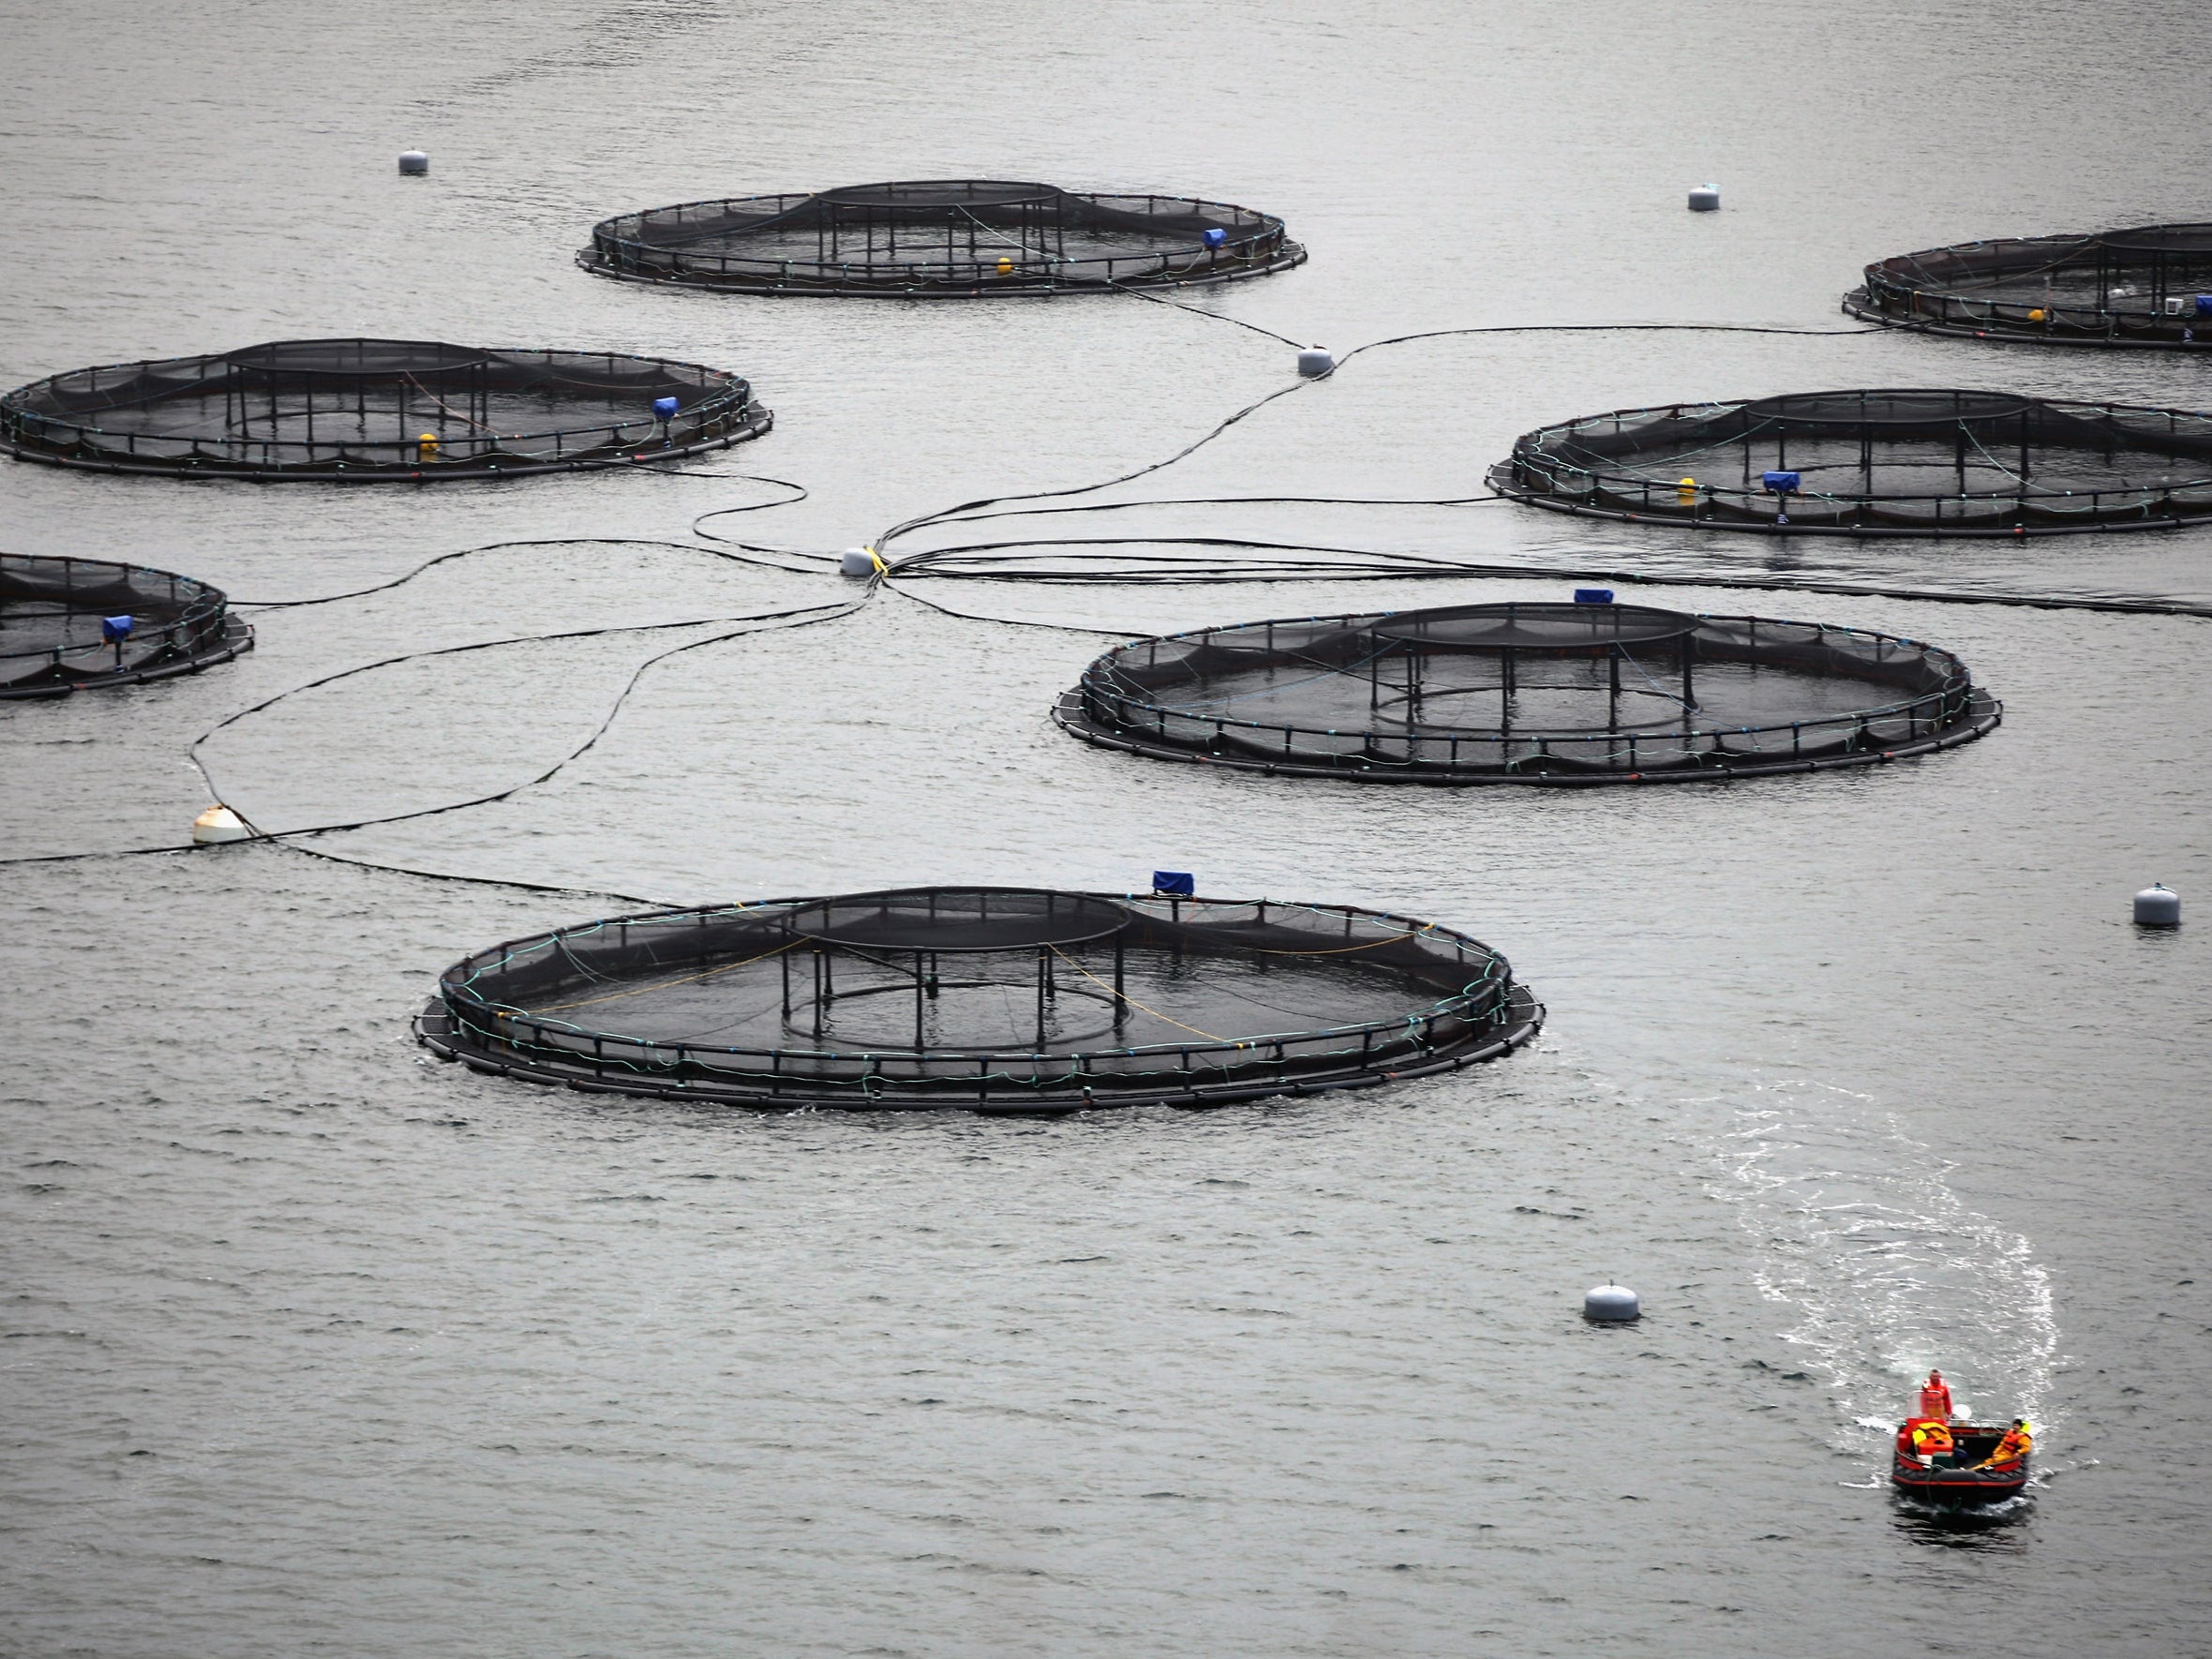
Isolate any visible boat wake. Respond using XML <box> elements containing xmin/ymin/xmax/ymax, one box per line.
<box><xmin>1711</xmin><ymin>1077</ymin><xmax>2062</xmax><ymax>1462</ymax></box>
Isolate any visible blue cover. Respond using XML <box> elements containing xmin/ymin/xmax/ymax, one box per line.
<box><xmin>653</xmin><ymin>396</ymin><xmax>680</xmax><ymax>419</ymax></box>
<box><xmin>1762</xmin><ymin>470</ymin><xmax>1801</xmax><ymax>492</ymax></box>
<box><xmin>1573</xmin><ymin>588</ymin><xmax>1614</xmax><ymax>605</ymax></box>
<box><xmin>100</xmin><ymin>615</ymin><xmax>134</xmax><ymax>643</ymax></box>
<box><xmin>2196</xmin><ymin>294</ymin><xmax>2212</xmax><ymax>318</ymax></box>
<box><xmin>1151</xmin><ymin>871</ymin><xmax>1196</xmax><ymax>896</ymax></box>
<box><xmin>1202</xmin><ymin>228</ymin><xmax>1227</xmax><ymax>247</ymax></box>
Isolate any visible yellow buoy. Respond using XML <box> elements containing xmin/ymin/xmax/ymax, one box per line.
<box><xmin>2028</xmin><ymin>307</ymin><xmax>2046</xmax><ymax>323</ymax></box>
<box><xmin>416</xmin><ymin>432</ymin><xmax>440</xmax><ymax>461</ymax></box>
<box><xmin>1677</xmin><ymin>476</ymin><xmax>1697</xmax><ymax>506</ymax></box>
<box><xmin>995</xmin><ymin>257</ymin><xmax>1014</xmax><ymax>276</ymax></box>
<box><xmin>191</xmin><ymin>804</ymin><xmax>252</xmax><ymax>844</ymax></box>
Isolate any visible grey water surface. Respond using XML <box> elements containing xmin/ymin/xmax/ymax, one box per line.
<box><xmin>3</xmin><ymin>2</ymin><xmax>2209</xmax><ymax>1654</ymax></box>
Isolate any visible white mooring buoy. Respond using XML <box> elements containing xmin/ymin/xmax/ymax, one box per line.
<box><xmin>1296</xmin><ymin>346</ymin><xmax>1335</xmax><ymax>379</ymax></box>
<box><xmin>1584</xmin><ymin>1282</ymin><xmax>1641</xmax><ymax>1322</ymax></box>
<box><xmin>191</xmin><ymin>805</ymin><xmax>252</xmax><ymax>845</ymax></box>
<box><xmin>1687</xmin><ymin>184</ymin><xmax>1720</xmax><ymax>212</ymax></box>
<box><xmin>839</xmin><ymin>547</ymin><xmax>882</xmax><ymax>578</ymax></box>
<box><xmin>2134</xmin><ymin>883</ymin><xmax>2181</xmax><ymax>927</ymax></box>
<box><xmin>398</xmin><ymin>151</ymin><xmax>429</xmax><ymax>176</ymax></box>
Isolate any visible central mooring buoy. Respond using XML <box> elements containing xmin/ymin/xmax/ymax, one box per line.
<box><xmin>2134</xmin><ymin>882</ymin><xmax>2181</xmax><ymax>927</ymax></box>
<box><xmin>191</xmin><ymin>805</ymin><xmax>252</xmax><ymax>844</ymax></box>
<box><xmin>1584</xmin><ymin>1282</ymin><xmax>1641</xmax><ymax>1322</ymax></box>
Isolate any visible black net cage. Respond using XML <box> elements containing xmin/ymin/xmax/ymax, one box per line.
<box><xmin>415</xmin><ymin>886</ymin><xmax>1541</xmax><ymax>1112</ymax></box>
<box><xmin>0</xmin><ymin>553</ymin><xmax>251</xmax><ymax>699</ymax></box>
<box><xmin>0</xmin><ymin>337</ymin><xmax>770</xmax><ymax>481</ymax></box>
<box><xmin>1845</xmin><ymin>224</ymin><xmax>2212</xmax><ymax>347</ymax></box>
<box><xmin>1054</xmin><ymin>601</ymin><xmax>1999</xmax><ymax>784</ymax></box>
<box><xmin>579</xmin><ymin>180</ymin><xmax>1306</xmax><ymax>295</ymax></box>
<box><xmin>1487</xmin><ymin>389</ymin><xmax>2212</xmax><ymax>536</ymax></box>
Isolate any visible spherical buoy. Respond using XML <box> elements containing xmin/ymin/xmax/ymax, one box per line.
<box><xmin>1297</xmin><ymin>347</ymin><xmax>1334</xmax><ymax>379</ymax></box>
<box><xmin>1584</xmin><ymin>1283</ymin><xmax>1640</xmax><ymax>1322</ymax></box>
<box><xmin>398</xmin><ymin>151</ymin><xmax>429</xmax><ymax>176</ymax></box>
<box><xmin>2134</xmin><ymin>883</ymin><xmax>2181</xmax><ymax>927</ymax></box>
<box><xmin>191</xmin><ymin>805</ymin><xmax>252</xmax><ymax>845</ymax></box>
<box><xmin>839</xmin><ymin>547</ymin><xmax>881</xmax><ymax>578</ymax></box>
<box><xmin>1687</xmin><ymin>185</ymin><xmax>1720</xmax><ymax>212</ymax></box>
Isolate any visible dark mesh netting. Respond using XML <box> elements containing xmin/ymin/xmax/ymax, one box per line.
<box><xmin>0</xmin><ymin>337</ymin><xmax>770</xmax><ymax>480</ymax></box>
<box><xmin>416</xmin><ymin>887</ymin><xmax>1541</xmax><ymax>1111</ymax></box>
<box><xmin>1054</xmin><ymin>601</ymin><xmax>1999</xmax><ymax>783</ymax></box>
<box><xmin>0</xmin><ymin>554</ymin><xmax>251</xmax><ymax>699</ymax></box>
<box><xmin>1845</xmin><ymin>224</ymin><xmax>2212</xmax><ymax>347</ymax></box>
<box><xmin>1487</xmin><ymin>390</ymin><xmax>2212</xmax><ymax>535</ymax></box>
<box><xmin>580</xmin><ymin>179</ymin><xmax>1306</xmax><ymax>294</ymax></box>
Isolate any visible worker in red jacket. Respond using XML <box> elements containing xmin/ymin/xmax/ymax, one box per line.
<box><xmin>1918</xmin><ymin>1369</ymin><xmax>1954</xmax><ymax>1423</ymax></box>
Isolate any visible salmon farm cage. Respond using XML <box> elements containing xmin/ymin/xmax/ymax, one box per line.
<box><xmin>1844</xmin><ymin>223</ymin><xmax>2212</xmax><ymax>347</ymax></box>
<box><xmin>1</xmin><ymin>553</ymin><xmax>251</xmax><ymax>700</ymax></box>
<box><xmin>415</xmin><ymin>886</ymin><xmax>1542</xmax><ymax>1113</ymax></box>
<box><xmin>0</xmin><ymin>337</ymin><xmax>770</xmax><ymax>481</ymax></box>
<box><xmin>1053</xmin><ymin>601</ymin><xmax>2000</xmax><ymax>785</ymax></box>
<box><xmin>1486</xmin><ymin>389</ymin><xmax>2212</xmax><ymax>536</ymax></box>
<box><xmin>578</xmin><ymin>180</ymin><xmax>1307</xmax><ymax>295</ymax></box>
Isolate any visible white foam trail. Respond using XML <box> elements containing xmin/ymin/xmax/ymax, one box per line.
<box><xmin>1712</xmin><ymin>1078</ymin><xmax>2061</xmax><ymax>1458</ymax></box>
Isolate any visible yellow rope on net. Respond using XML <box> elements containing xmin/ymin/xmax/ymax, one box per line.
<box><xmin>1046</xmin><ymin>942</ymin><xmax>1226</xmax><ymax>1042</ymax></box>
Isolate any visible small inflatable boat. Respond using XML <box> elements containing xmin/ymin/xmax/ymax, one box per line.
<box><xmin>1891</xmin><ymin>1423</ymin><xmax>2029</xmax><ymax>1506</ymax></box>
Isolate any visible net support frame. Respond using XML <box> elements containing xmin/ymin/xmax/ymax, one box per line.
<box><xmin>1844</xmin><ymin>223</ymin><xmax>2212</xmax><ymax>349</ymax></box>
<box><xmin>0</xmin><ymin>552</ymin><xmax>252</xmax><ymax>699</ymax></box>
<box><xmin>415</xmin><ymin>887</ymin><xmax>1542</xmax><ymax>1113</ymax></box>
<box><xmin>0</xmin><ymin>337</ymin><xmax>772</xmax><ymax>482</ymax></box>
<box><xmin>1487</xmin><ymin>389</ymin><xmax>2212</xmax><ymax>538</ymax></box>
<box><xmin>1054</xmin><ymin>602</ymin><xmax>2000</xmax><ymax>785</ymax></box>
<box><xmin>577</xmin><ymin>180</ymin><xmax>1307</xmax><ymax>297</ymax></box>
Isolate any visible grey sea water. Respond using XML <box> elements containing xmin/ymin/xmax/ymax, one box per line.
<box><xmin>3</xmin><ymin>2</ymin><xmax>2209</xmax><ymax>1653</ymax></box>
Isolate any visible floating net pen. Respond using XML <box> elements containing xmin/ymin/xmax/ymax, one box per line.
<box><xmin>1054</xmin><ymin>601</ymin><xmax>1999</xmax><ymax>784</ymax></box>
<box><xmin>0</xmin><ymin>553</ymin><xmax>251</xmax><ymax>699</ymax></box>
<box><xmin>417</xmin><ymin>886</ymin><xmax>1541</xmax><ymax>1112</ymax></box>
<box><xmin>1487</xmin><ymin>389</ymin><xmax>2212</xmax><ymax>536</ymax></box>
<box><xmin>580</xmin><ymin>180</ymin><xmax>1305</xmax><ymax>295</ymax></box>
<box><xmin>1845</xmin><ymin>224</ymin><xmax>2212</xmax><ymax>348</ymax></box>
<box><xmin>0</xmin><ymin>338</ymin><xmax>770</xmax><ymax>481</ymax></box>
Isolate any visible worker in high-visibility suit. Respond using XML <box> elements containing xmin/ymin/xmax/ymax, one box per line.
<box><xmin>1976</xmin><ymin>1419</ymin><xmax>2032</xmax><ymax>1470</ymax></box>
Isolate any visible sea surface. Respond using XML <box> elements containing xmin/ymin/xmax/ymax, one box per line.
<box><xmin>3</xmin><ymin>2</ymin><xmax>2209</xmax><ymax>1653</ymax></box>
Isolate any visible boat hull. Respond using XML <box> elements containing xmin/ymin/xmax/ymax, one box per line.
<box><xmin>1891</xmin><ymin>1432</ymin><xmax>2029</xmax><ymax>1507</ymax></box>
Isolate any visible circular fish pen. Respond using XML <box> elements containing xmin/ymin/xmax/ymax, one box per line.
<box><xmin>0</xmin><ymin>337</ymin><xmax>770</xmax><ymax>481</ymax></box>
<box><xmin>416</xmin><ymin>886</ymin><xmax>1541</xmax><ymax>1112</ymax></box>
<box><xmin>579</xmin><ymin>180</ymin><xmax>1306</xmax><ymax>295</ymax></box>
<box><xmin>1845</xmin><ymin>224</ymin><xmax>2212</xmax><ymax>347</ymax></box>
<box><xmin>1487</xmin><ymin>390</ymin><xmax>2212</xmax><ymax>535</ymax></box>
<box><xmin>1</xmin><ymin>553</ymin><xmax>251</xmax><ymax>699</ymax></box>
<box><xmin>1054</xmin><ymin>601</ymin><xmax>1999</xmax><ymax>784</ymax></box>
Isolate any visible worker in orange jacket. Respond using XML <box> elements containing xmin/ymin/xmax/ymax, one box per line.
<box><xmin>1976</xmin><ymin>1419</ymin><xmax>2032</xmax><ymax>1470</ymax></box>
